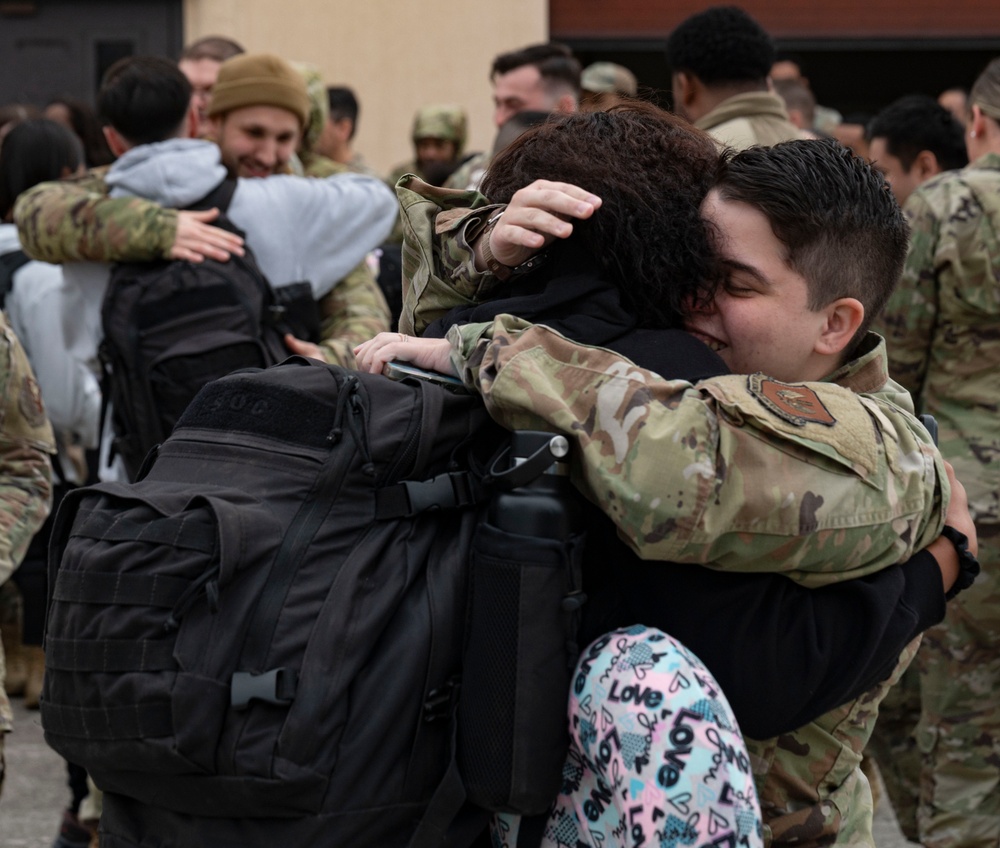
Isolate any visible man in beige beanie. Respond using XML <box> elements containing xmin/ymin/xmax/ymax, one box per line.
<box><xmin>206</xmin><ymin>52</ymin><xmax>313</xmax><ymax>178</ymax></box>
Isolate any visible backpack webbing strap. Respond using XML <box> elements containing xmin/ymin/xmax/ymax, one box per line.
<box><xmin>46</xmin><ymin>638</ymin><xmax>177</xmax><ymax>672</ymax></box>
<box><xmin>0</xmin><ymin>248</ymin><xmax>30</xmax><ymax>310</ymax></box>
<box><xmin>52</xmin><ymin>571</ymin><xmax>189</xmax><ymax>608</ymax></box>
<box><xmin>71</xmin><ymin>509</ymin><xmax>217</xmax><ymax>553</ymax></box>
<box><xmin>41</xmin><ymin>699</ymin><xmax>173</xmax><ymax>740</ymax></box>
<box><xmin>408</xmin><ymin>752</ymin><xmax>469</xmax><ymax>848</ymax></box>
<box><xmin>187</xmin><ymin>177</ymin><xmax>237</xmax><ymax>214</ymax></box>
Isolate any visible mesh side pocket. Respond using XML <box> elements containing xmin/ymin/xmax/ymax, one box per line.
<box><xmin>457</xmin><ymin>521</ymin><xmax>583</xmax><ymax>815</ymax></box>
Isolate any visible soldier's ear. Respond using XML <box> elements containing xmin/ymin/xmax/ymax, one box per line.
<box><xmin>814</xmin><ymin>297</ymin><xmax>864</xmax><ymax>357</ymax></box>
<box><xmin>103</xmin><ymin>126</ymin><xmax>129</xmax><ymax>158</ymax></box>
<box><xmin>186</xmin><ymin>103</ymin><xmax>199</xmax><ymax>139</ymax></box>
<box><xmin>913</xmin><ymin>149</ymin><xmax>942</xmax><ymax>181</ymax></box>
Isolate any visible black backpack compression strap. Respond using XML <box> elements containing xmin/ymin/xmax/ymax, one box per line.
<box><xmin>187</xmin><ymin>178</ymin><xmax>237</xmax><ymax>214</ymax></box>
<box><xmin>0</xmin><ymin>248</ymin><xmax>30</xmax><ymax>310</ymax></box>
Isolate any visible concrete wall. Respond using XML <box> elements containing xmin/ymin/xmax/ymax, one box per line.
<box><xmin>183</xmin><ymin>0</ymin><xmax>547</xmax><ymax>176</ymax></box>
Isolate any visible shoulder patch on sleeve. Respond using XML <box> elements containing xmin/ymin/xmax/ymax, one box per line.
<box><xmin>18</xmin><ymin>375</ymin><xmax>47</xmax><ymax>429</ymax></box>
<box><xmin>748</xmin><ymin>374</ymin><xmax>836</xmax><ymax>427</ymax></box>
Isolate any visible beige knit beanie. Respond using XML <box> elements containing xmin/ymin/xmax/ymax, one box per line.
<box><xmin>207</xmin><ymin>53</ymin><xmax>311</xmax><ymax>128</ymax></box>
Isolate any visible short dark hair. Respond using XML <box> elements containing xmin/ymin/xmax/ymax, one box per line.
<box><xmin>0</xmin><ymin>119</ymin><xmax>84</xmax><ymax>219</ymax></box>
<box><xmin>327</xmin><ymin>87</ymin><xmax>359</xmax><ymax>138</ymax></box>
<box><xmin>867</xmin><ymin>95</ymin><xmax>968</xmax><ymax>172</ymax></box>
<box><xmin>491</xmin><ymin>42</ymin><xmax>581</xmax><ymax>96</ymax></box>
<box><xmin>482</xmin><ymin>102</ymin><xmax>721</xmax><ymax>329</ymax></box>
<box><xmin>43</xmin><ymin>97</ymin><xmax>115</xmax><ymax>166</ymax></box>
<box><xmin>713</xmin><ymin>139</ymin><xmax>909</xmax><ymax>353</ymax></box>
<box><xmin>667</xmin><ymin>6</ymin><xmax>774</xmax><ymax>86</ymax></box>
<box><xmin>98</xmin><ymin>56</ymin><xmax>192</xmax><ymax>146</ymax></box>
<box><xmin>180</xmin><ymin>35</ymin><xmax>245</xmax><ymax>64</ymax></box>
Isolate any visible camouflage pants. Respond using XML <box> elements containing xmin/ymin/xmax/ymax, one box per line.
<box><xmin>916</xmin><ymin>529</ymin><xmax>1000</xmax><ymax>848</ymax></box>
<box><xmin>864</xmin><ymin>663</ymin><xmax>922</xmax><ymax>840</ymax></box>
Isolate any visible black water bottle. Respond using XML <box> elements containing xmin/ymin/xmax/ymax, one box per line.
<box><xmin>489</xmin><ymin>431</ymin><xmax>581</xmax><ymax>537</ymax></box>
<box><xmin>458</xmin><ymin>431</ymin><xmax>587</xmax><ymax>815</ymax></box>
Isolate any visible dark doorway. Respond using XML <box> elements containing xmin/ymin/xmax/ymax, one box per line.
<box><xmin>0</xmin><ymin>0</ymin><xmax>183</xmax><ymax>110</ymax></box>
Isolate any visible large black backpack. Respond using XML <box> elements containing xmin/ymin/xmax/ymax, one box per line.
<box><xmin>42</xmin><ymin>357</ymin><xmax>585</xmax><ymax>847</ymax></box>
<box><xmin>99</xmin><ymin>180</ymin><xmax>317</xmax><ymax>481</ymax></box>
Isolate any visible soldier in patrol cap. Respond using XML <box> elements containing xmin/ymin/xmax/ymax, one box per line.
<box><xmin>0</xmin><ymin>312</ymin><xmax>54</xmax><ymax>796</ymax></box>
<box><xmin>386</xmin><ymin>104</ymin><xmax>469</xmax><ymax>188</ymax></box>
<box><xmin>580</xmin><ymin>60</ymin><xmax>638</xmax><ymax>110</ymax></box>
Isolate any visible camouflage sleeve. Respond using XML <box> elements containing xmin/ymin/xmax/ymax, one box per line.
<box><xmin>0</xmin><ymin>315</ymin><xmax>55</xmax><ymax>586</ymax></box>
<box><xmin>315</xmin><ymin>260</ymin><xmax>392</xmax><ymax>368</ymax></box>
<box><xmin>447</xmin><ymin>317</ymin><xmax>947</xmax><ymax>587</ymax></box>
<box><xmin>395</xmin><ymin>174</ymin><xmax>505</xmax><ymax>335</ymax></box>
<box><xmin>13</xmin><ymin>169</ymin><xmax>177</xmax><ymax>264</ymax></box>
<box><xmin>872</xmin><ymin>190</ymin><xmax>940</xmax><ymax>400</ymax></box>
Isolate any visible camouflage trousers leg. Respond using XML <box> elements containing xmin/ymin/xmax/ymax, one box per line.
<box><xmin>917</xmin><ymin>532</ymin><xmax>1000</xmax><ymax>848</ymax></box>
<box><xmin>863</xmin><ymin>662</ymin><xmax>922</xmax><ymax>840</ymax></box>
<box><xmin>494</xmin><ymin>626</ymin><xmax>764</xmax><ymax>848</ymax></box>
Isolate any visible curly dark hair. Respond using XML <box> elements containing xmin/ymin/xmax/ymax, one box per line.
<box><xmin>667</xmin><ymin>6</ymin><xmax>774</xmax><ymax>85</ymax></box>
<box><xmin>481</xmin><ymin>101</ymin><xmax>722</xmax><ymax>329</ymax></box>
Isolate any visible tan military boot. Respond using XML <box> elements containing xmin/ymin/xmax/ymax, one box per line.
<box><xmin>23</xmin><ymin>645</ymin><xmax>44</xmax><ymax>709</ymax></box>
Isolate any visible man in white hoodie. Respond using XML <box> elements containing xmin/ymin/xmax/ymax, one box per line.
<box><xmin>16</xmin><ymin>54</ymin><xmax>397</xmax><ymax>479</ymax></box>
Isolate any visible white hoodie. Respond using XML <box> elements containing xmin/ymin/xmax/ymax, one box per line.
<box><xmin>104</xmin><ymin>138</ymin><xmax>396</xmax><ymax>297</ymax></box>
<box><xmin>0</xmin><ymin>224</ymin><xmax>101</xmax><ymax>482</ymax></box>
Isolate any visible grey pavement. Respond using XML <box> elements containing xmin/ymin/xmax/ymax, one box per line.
<box><xmin>0</xmin><ymin>694</ymin><xmax>921</xmax><ymax>846</ymax></box>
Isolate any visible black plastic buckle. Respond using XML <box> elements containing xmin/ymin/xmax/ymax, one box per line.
<box><xmin>231</xmin><ymin>668</ymin><xmax>298</xmax><ymax>710</ymax></box>
<box><xmin>402</xmin><ymin>472</ymin><xmax>474</xmax><ymax>514</ymax></box>
<box><xmin>423</xmin><ymin>676</ymin><xmax>461</xmax><ymax>722</ymax></box>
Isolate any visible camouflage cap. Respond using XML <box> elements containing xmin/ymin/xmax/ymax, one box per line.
<box><xmin>292</xmin><ymin>61</ymin><xmax>328</xmax><ymax>151</ymax></box>
<box><xmin>412</xmin><ymin>104</ymin><xmax>467</xmax><ymax>155</ymax></box>
<box><xmin>208</xmin><ymin>53</ymin><xmax>310</xmax><ymax>128</ymax></box>
<box><xmin>581</xmin><ymin>62</ymin><xmax>637</xmax><ymax>97</ymax></box>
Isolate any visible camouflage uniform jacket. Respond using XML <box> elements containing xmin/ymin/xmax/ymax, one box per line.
<box><xmin>449</xmin><ymin>317</ymin><xmax>945</xmax><ymax>586</ymax></box>
<box><xmin>874</xmin><ymin>152</ymin><xmax>1000</xmax><ymax>522</ymax></box>
<box><xmin>13</xmin><ymin>167</ymin><xmax>390</xmax><ymax>369</ymax></box>
<box><xmin>0</xmin><ymin>313</ymin><xmax>55</xmax><ymax>732</ymax></box>
<box><xmin>396</xmin><ymin>177</ymin><xmax>948</xmax><ymax>585</ymax></box>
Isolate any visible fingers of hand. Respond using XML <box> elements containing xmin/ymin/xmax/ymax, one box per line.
<box><xmin>353</xmin><ymin>332</ymin><xmax>403</xmax><ymax>373</ymax></box>
<box><xmin>284</xmin><ymin>334</ymin><xmax>322</xmax><ymax>360</ymax></box>
<box><xmin>514</xmin><ymin>181</ymin><xmax>602</xmax><ymax>218</ymax></box>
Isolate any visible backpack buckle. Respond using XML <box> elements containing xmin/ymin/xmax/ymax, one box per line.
<box><xmin>231</xmin><ymin>668</ymin><xmax>298</xmax><ymax>710</ymax></box>
<box><xmin>402</xmin><ymin>472</ymin><xmax>475</xmax><ymax>514</ymax></box>
<box><xmin>423</xmin><ymin>676</ymin><xmax>460</xmax><ymax>722</ymax></box>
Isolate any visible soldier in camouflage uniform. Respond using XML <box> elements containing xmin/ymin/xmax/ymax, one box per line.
<box><xmin>386</xmin><ymin>104</ymin><xmax>469</xmax><ymax>189</ymax></box>
<box><xmin>0</xmin><ymin>311</ymin><xmax>55</xmax><ymax>796</ymax></box>
<box><xmin>872</xmin><ymin>58</ymin><xmax>1000</xmax><ymax>848</ymax></box>
<box><xmin>357</xmin><ymin>131</ymin><xmax>969</xmax><ymax>847</ymax></box>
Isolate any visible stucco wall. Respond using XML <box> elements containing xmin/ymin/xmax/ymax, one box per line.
<box><xmin>183</xmin><ymin>0</ymin><xmax>547</xmax><ymax>176</ymax></box>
